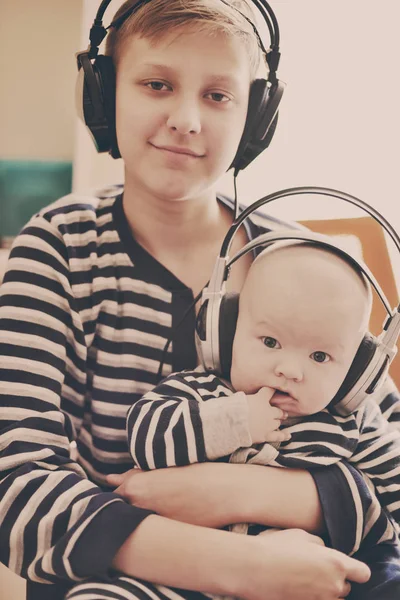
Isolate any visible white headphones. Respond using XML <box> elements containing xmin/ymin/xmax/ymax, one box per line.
<box><xmin>195</xmin><ymin>186</ymin><xmax>400</xmax><ymax>416</ymax></box>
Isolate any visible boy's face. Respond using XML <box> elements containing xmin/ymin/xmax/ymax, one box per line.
<box><xmin>230</xmin><ymin>247</ymin><xmax>370</xmax><ymax>417</ymax></box>
<box><xmin>115</xmin><ymin>26</ymin><xmax>251</xmax><ymax>203</ymax></box>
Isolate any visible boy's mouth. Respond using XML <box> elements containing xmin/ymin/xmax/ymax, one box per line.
<box><xmin>151</xmin><ymin>143</ymin><xmax>204</xmax><ymax>158</ymax></box>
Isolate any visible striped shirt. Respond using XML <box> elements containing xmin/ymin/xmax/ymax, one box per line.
<box><xmin>127</xmin><ymin>369</ymin><xmax>400</xmax><ymax>554</ymax></box>
<box><xmin>1</xmin><ymin>186</ymin><xmax>399</xmax><ymax>590</ymax></box>
<box><xmin>0</xmin><ymin>186</ymin><xmax>294</xmax><ymax>586</ymax></box>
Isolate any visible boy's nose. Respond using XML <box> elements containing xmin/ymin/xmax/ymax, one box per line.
<box><xmin>273</xmin><ymin>358</ymin><xmax>303</xmax><ymax>382</ymax></box>
<box><xmin>166</xmin><ymin>98</ymin><xmax>202</xmax><ymax>135</ymax></box>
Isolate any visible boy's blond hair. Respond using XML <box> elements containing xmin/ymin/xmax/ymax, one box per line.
<box><xmin>105</xmin><ymin>0</ymin><xmax>263</xmax><ymax>78</ymax></box>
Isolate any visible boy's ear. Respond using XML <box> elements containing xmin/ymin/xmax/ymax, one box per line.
<box><xmin>76</xmin><ymin>52</ymin><xmax>121</xmax><ymax>159</ymax></box>
<box><xmin>230</xmin><ymin>78</ymin><xmax>285</xmax><ymax>173</ymax></box>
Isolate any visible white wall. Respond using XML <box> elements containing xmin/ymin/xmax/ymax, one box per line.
<box><xmin>230</xmin><ymin>0</ymin><xmax>400</xmax><ymax>225</ymax></box>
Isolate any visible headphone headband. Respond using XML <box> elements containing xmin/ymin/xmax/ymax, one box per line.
<box><xmin>91</xmin><ymin>0</ymin><xmax>280</xmax><ymax>47</ymax></box>
<box><xmin>86</xmin><ymin>0</ymin><xmax>281</xmax><ymax>79</ymax></box>
<box><xmin>77</xmin><ymin>0</ymin><xmax>285</xmax><ymax>169</ymax></box>
<box><xmin>213</xmin><ymin>186</ymin><xmax>400</xmax><ymax>317</ymax></box>
<box><xmin>221</xmin><ymin>186</ymin><xmax>400</xmax><ymax>258</ymax></box>
<box><xmin>196</xmin><ymin>186</ymin><xmax>400</xmax><ymax>415</ymax></box>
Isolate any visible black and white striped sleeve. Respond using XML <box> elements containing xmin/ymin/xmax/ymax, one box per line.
<box><xmin>374</xmin><ymin>376</ymin><xmax>400</xmax><ymax>429</ymax></box>
<box><xmin>350</xmin><ymin>395</ymin><xmax>400</xmax><ymax>525</ymax></box>
<box><xmin>127</xmin><ymin>372</ymin><xmax>252</xmax><ymax>470</ymax></box>
<box><xmin>0</xmin><ymin>216</ymin><xmax>153</xmax><ymax>584</ymax></box>
<box><xmin>293</xmin><ymin>379</ymin><xmax>400</xmax><ymax>555</ymax></box>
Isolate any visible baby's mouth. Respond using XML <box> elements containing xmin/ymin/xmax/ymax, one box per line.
<box><xmin>273</xmin><ymin>390</ymin><xmax>290</xmax><ymax>398</ymax></box>
<box><xmin>270</xmin><ymin>391</ymin><xmax>300</xmax><ymax>420</ymax></box>
<box><xmin>271</xmin><ymin>390</ymin><xmax>294</xmax><ymax>405</ymax></box>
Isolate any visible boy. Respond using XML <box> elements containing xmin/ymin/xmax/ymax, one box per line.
<box><xmin>123</xmin><ymin>239</ymin><xmax>400</xmax><ymax>597</ymax></box>
<box><xmin>0</xmin><ymin>1</ymin><xmax>376</xmax><ymax>599</ymax></box>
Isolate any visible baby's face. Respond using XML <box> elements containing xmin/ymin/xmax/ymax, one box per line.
<box><xmin>230</xmin><ymin>246</ymin><xmax>370</xmax><ymax>417</ymax></box>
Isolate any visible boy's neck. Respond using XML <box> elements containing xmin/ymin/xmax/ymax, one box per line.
<box><xmin>122</xmin><ymin>181</ymin><xmax>230</xmax><ymax>255</ymax></box>
<box><xmin>121</xmin><ymin>178</ymin><xmax>251</xmax><ymax>297</ymax></box>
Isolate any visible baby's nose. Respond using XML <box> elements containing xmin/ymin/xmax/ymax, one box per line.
<box><xmin>273</xmin><ymin>358</ymin><xmax>303</xmax><ymax>382</ymax></box>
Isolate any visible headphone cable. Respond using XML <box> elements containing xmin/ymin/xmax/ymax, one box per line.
<box><xmin>233</xmin><ymin>172</ymin><xmax>239</xmax><ymax>219</ymax></box>
<box><xmin>157</xmin><ymin>169</ymin><xmax>245</xmax><ymax>378</ymax></box>
<box><xmin>157</xmin><ymin>289</ymin><xmax>204</xmax><ymax>379</ymax></box>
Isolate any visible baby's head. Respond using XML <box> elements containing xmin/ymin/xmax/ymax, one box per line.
<box><xmin>230</xmin><ymin>242</ymin><xmax>372</xmax><ymax>416</ymax></box>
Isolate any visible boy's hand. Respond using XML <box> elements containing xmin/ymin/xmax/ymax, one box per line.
<box><xmin>246</xmin><ymin>387</ymin><xmax>290</xmax><ymax>444</ymax></box>
<box><xmin>249</xmin><ymin>528</ymin><xmax>370</xmax><ymax>600</ymax></box>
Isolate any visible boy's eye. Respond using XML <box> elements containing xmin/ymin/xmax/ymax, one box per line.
<box><xmin>206</xmin><ymin>92</ymin><xmax>230</xmax><ymax>103</ymax></box>
<box><xmin>145</xmin><ymin>81</ymin><xmax>171</xmax><ymax>92</ymax></box>
<box><xmin>310</xmin><ymin>351</ymin><xmax>330</xmax><ymax>363</ymax></box>
<box><xmin>262</xmin><ymin>336</ymin><xmax>281</xmax><ymax>349</ymax></box>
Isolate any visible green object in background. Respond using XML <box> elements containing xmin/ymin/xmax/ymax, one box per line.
<box><xmin>0</xmin><ymin>160</ymin><xmax>73</xmax><ymax>238</ymax></box>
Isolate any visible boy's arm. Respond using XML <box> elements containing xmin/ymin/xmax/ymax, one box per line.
<box><xmin>108</xmin><ymin>462</ymin><xmax>326</xmax><ymax>533</ymax></box>
<box><xmin>107</xmin><ymin>449</ymin><xmax>396</xmax><ymax>553</ymax></box>
<box><xmin>112</xmin><ymin>513</ymin><xmax>371</xmax><ymax>600</ymax></box>
<box><xmin>127</xmin><ymin>372</ymin><xmax>252</xmax><ymax>469</ymax></box>
<box><xmin>0</xmin><ymin>218</ymin><xmax>155</xmax><ymax>584</ymax></box>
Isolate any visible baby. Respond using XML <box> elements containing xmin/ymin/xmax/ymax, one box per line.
<box><xmin>127</xmin><ymin>240</ymin><xmax>400</xmax><ymax>557</ymax></box>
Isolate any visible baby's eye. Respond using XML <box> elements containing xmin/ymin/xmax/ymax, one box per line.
<box><xmin>145</xmin><ymin>81</ymin><xmax>171</xmax><ymax>92</ymax></box>
<box><xmin>206</xmin><ymin>92</ymin><xmax>230</xmax><ymax>103</ymax></box>
<box><xmin>262</xmin><ymin>337</ymin><xmax>281</xmax><ymax>349</ymax></box>
<box><xmin>310</xmin><ymin>351</ymin><xmax>330</xmax><ymax>363</ymax></box>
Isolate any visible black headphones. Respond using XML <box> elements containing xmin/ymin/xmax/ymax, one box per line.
<box><xmin>195</xmin><ymin>186</ymin><xmax>400</xmax><ymax>416</ymax></box>
<box><xmin>75</xmin><ymin>0</ymin><xmax>285</xmax><ymax>172</ymax></box>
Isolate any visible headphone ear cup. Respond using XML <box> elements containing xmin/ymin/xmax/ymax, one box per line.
<box><xmin>77</xmin><ymin>53</ymin><xmax>120</xmax><ymax>157</ymax></box>
<box><xmin>330</xmin><ymin>333</ymin><xmax>378</xmax><ymax>410</ymax></box>
<box><xmin>93</xmin><ymin>55</ymin><xmax>120</xmax><ymax>158</ymax></box>
<box><xmin>262</xmin><ymin>111</ymin><xmax>278</xmax><ymax>148</ymax></box>
<box><xmin>218</xmin><ymin>292</ymin><xmax>240</xmax><ymax>380</ymax></box>
<box><xmin>231</xmin><ymin>78</ymin><xmax>284</xmax><ymax>172</ymax></box>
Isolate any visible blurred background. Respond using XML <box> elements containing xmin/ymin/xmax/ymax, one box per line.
<box><xmin>1</xmin><ymin>1</ymin><xmax>399</xmax><ymax>236</ymax></box>
<box><xmin>0</xmin><ymin>1</ymin><xmax>399</xmax><ymax>598</ymax></box>
<box><xmin>0</xmin><ymin>0</ymin><xmax>81</xmax><ymax>243</ymax></box>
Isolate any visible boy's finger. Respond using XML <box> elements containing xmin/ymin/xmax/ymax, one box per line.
<box><xmin>340</xmin><ymin>581</ymin><xmax>352</xmax><ymax>598</ymax></box>
<box><xmin>106</xmin><ymin>467</ymin><xmax>142</xmax><ymax>485</ymax></box>
<box><xmin>302</xmin><ymin>532</ymin><xmax>325</xmax><ymax>546</ymax></box>
<box><xmin>105</xmin><ymin>473</ymin><xmax>125</xmax><ymax>486</ymax></box>
<box><xmin>342</xmin><ymin>556</ymin><xmax>371</xmax><ymax>584</ymax></box>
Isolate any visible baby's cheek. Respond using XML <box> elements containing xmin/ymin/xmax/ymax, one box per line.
<box><xmin>322</xmin><ymin>370</ymin><xmax>348</xmax><ymax>403</ymax></box>
<box><xmin>306</xmin><ymin>379</ymin><xmax>338</xmax><ymax>412</ymax></box>
<box><xmin>229</xmin><ymin>357</ymin><xmax>243</xmax><ymax>390</ymax></box>
<box><xmin>230</xmin><ymin>361</ymin><xmax>256</xmax><ymax>394</ymax></box>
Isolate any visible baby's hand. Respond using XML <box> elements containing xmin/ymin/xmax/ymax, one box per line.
<box><xmin>246</xmin><ymin>387</ymin><xmax>290</xmax><ymax>444</ymax></box>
